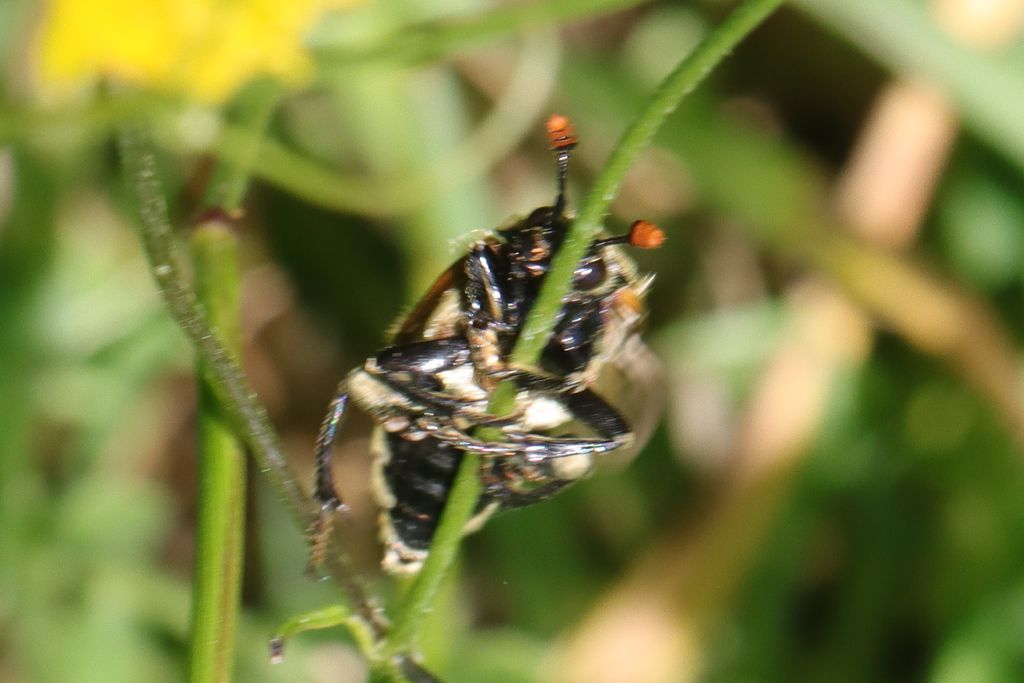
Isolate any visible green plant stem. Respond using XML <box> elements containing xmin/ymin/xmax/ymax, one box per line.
<box><xmin>383</xmin><ymin>0</ymin><xmax>785</xmax><ymax>665</ymax></box>
<box><xmin>512</xmin><ymin>0</ymin><xmax>786</xmax><ymax>368</ymax></box>
<box><xmin>314</xmin><ymin>0</ymin><xmax>643</xmax><ymax>67</ymax></box>
<box><xmin>186</xmin><ymin>78</ymin><xmax>281</xmax><ymax>683</ymax></box>
<box><xmin>202</xmin><ymin>79</ymin><xmax>281</xmax><ymax>212</ymax></box>
<box><xmin>188</xmin><ymin>221</ymin><xmax>246</xmax><ymax>683</ymax></box>
<box><xmin>270</xmin><ymin>604</ymin><xmax>377</xmax><ymax>663</ymax></box>
<box><xmin>0</xmin><ymin>93</ymin><xmax>171</xmax><ymax>145</ymax></box>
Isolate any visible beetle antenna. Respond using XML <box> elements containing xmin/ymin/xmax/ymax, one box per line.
<box><xmin>546</xmin><ymin>114</ymin><xmax>577</xmax><ymax>214</ymax></box>
<box><xmin>593</xmin><ymin>219</ymin><xmax>665</xmax><ymax>250</ymax></box>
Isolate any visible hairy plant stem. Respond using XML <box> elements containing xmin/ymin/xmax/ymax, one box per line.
<box><xmin>117</xmin><ymin>122</ymin><xmax>306</xmax><ymax>519</ymax></box>
<box><xmin>115</xmin><ymin>121</ymin><xmax>387</xmax><ymax>639</ymax></box>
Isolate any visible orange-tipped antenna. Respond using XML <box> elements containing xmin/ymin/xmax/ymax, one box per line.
<box><xmin>627</xmin><ymin>219</ymin><xmax>665</xmax><ymax>249</ymax></box>
<box><xmin>546</xmin><ymin>114</ymin><xmax>577</xmax><ymax>213</ymax></box>
<box><xmin>593</xmin><ymin>219</ymin><xmax>666</xmax><ymax>250</ymax></box>
<box><xmin>546</xmin><ymin>114</ymin><xmax>577</xmax><ymax>150</ymax></box>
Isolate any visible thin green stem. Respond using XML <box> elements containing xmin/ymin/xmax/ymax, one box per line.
<box><xmin>270</xmin><ymin>604</ymin><xmax>377</xmax><ymax>664</ymax></box>
<box><xmin>512</xmin><ymin>0</ymin><xmax>787</xmax><ymax>368</ymax></box>
<box><xmin>313</xmin><ymin>0</ymin><xmax>643</xmax><ymax>67</ymax></box>
<box><xmin>202</xmin><ymin>79</ymin><xmax>281</xmax><ymax>212</ymax></box>
<box><xmin>188</xmin><ymin>220</ymin><xmax>246</xmax><ymax>683</ymax></box>
<box><xmin>0</xmin><ymin>93</ymin><xmax>171</xmax><ymax>145</ymax></box>
<box><xmin>185</xmin><ymin>81</ymin><xmax>285</xmax><ymax>679</ymax></box>
<box><xmin>186</xmin><ymin>81</ymin><xmax>281</xmax><ymax>683</ymax></box>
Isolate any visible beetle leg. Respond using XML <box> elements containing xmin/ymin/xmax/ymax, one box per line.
<box><xmin>362</xmin><ymin>337</ymin><xmax>524</xmax><ymax>428</ymax></box>
<box><xmin>420</xmin><ymin>377</ymin><xmax>635</xmax><ymax>461</ymax></box>
<box><xmin>487</xmin><ymin>481</ymin><xmax>574</xmax><ymax>507</ymax></box>
<box><xmin>464</xmin><ymin>242</ymin><xmax>514</xmax><ymax>385</ymax></box>
<box><xmin>373</xmin><ymin>337</ymin><xmax>473</xmax><ymax>376</ymax></box>
<box><xmin>464</xmin><ymin>242</ymin><xmax>507</xmax><ymax>332</ymax></box>
<box><xmin>428</xmin><ymin>430</ymin><xmax>633</xmax><ymax>460</ymax></box>
<box><xmin>366</xmin><ymin>371</ymin><xmax>471</xmax><ymax>415</ymax></box>
<box><xmin>361</xmin><ymin>338</ymin><xmax>481</xmax><ymax>423</ymax></box>
<box><xmin>366</xmin><ymin>376</ymin><xmax>526</xmax><ymax>429</ymax></box>
<box><xmin>309</xmin><ymin>381</ymin><xmax>350</xmax><ymax>572</ymax></box>
<box><xmin>479</xmin><ymin>459</ymin><xmax>574</xmax><ymax>507</ymax></box>
<box><xmin>515</xmin><ymin>371</ymin><xmax>634</xmax><ymax>443</ymax></box>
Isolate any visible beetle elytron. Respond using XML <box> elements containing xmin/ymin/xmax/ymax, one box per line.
<box><xmin>313</xmin><ymin>115</ymin><xmax>664</xmax><ymax>574</ymax></box>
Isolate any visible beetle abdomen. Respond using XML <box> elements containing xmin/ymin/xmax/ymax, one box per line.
<box><xmin>376</xmin><ymin>431</ymin><xmax>464</xmax><ymax>572</ymax></box>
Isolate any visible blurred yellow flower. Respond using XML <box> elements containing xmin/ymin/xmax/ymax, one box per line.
<box><xmin>34</xmin><ymin>0</ymin><xmax>358</xmax><ymax>103</ymax></box>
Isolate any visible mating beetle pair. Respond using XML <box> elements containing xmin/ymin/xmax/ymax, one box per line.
<box><xmin>312</xmin><ymin>115</ymin><xmax>664</xmax><ymax>573</ymax></box>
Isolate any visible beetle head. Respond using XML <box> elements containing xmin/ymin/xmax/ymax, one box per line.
<box><xmin>500</xmin><ymin>115</ymin><xmax>664</xmax><ymax>287</ymax></box>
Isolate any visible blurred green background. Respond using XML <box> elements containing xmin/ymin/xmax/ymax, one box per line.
<box><xmin>5</xmin><ymin>0</ymin><xmax>1024</xmax><ymax>681</ymax></box>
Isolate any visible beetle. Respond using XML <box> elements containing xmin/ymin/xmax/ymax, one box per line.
<box><xmin>312</xmin><ymin>115</ymin><xmax>664</xmax><ymax>574</ymax></box>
